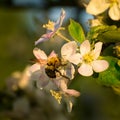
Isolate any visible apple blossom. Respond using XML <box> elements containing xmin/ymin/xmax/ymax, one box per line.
<box><xmin>35</xmin><ymin>9</ymin><xmax>66</xmax><ymax>45</ymax></box>
<box><xmin>61</xmin><ymin>40</ymin><xmax>109</xmax><ymax>76</ymax></box>
<box><xmin>77</xmin><ymin>40</ymin><xmax>109</xmax><ymax>76</ymax></box>
<box><xmin>50</xmin><ymin>76</ymin><xmax>80</xmax><ymax>112</ymax></box>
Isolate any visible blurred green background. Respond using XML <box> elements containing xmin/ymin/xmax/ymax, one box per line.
<box><xmin>0</xmin><ymin>0</ymin><xmax>120</xmax><ymax>120</ymax></box>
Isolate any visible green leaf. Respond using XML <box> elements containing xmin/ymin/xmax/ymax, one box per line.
<box><xmin>68</xmin><ymin>19</ymin><xmax>85</xmax><ymax>43</ymax></box>
<box><xmin>98</xmin><ymin>30</ymin><xmax>120</xmax><ymax>43</ymax></box>
<box><xmin>98</xmin><ymin>56</ymin><xmax>120</xmax><ymax>86</ymax></box>
<box><xmin>87</xmin><ymin>25</ymin><xmax>120</xmax><ymax>43</ymax></box>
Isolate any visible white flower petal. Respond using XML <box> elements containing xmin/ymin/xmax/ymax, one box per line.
<box><xmin>30</xmin><ymin>70</ymin><xmax>41</xmax><ymax>82</ymax></box>
<box><xmin>80</xmin><ymin>40</ymin><xmax>90</xmax><ymax>55</ymax></box>
<box><xmin>68</xmin><ymin>53</ymin><xmax>82</xmax><ymax>65</ymax></box>
<box><xmin>86</xmin><ymin>0</ymin><xmax>110</xmax><ymax>15</ymax></box>
<box><xmin>61</xmin><ymin>41</ymin><xmax>77</xmax><ymax>60</ymax></box>
<box><xmin>36</xmin><ymin>70</ymin><xmax>49</xmax><ymax>89</ymax></box>
<box><xmin>29</xmin><ymin>63</ymin><xmax>40</xmax><ymax>73</ymax></box>
<box><xmin>55</xmin><ymin>9</ymin><xmax>66</xmax><ymax>29</ymax></box>
<box><xmin>93</xmin><ymin>42</ymin><xmax>103</xmax><ymax>60</ymax></box>
<box><xmin>65</xmin><ymin>63</ymin><xmax>75</xmax><ymax>79</ymax></box>
<box><xmin>48</xmin><ymin>50</ymin><xmax>57</xmax><ymax>58</ymax></box>
<box><xmin>78</xmin><ymin>63</ymin><xmax>93</xmax><ymax>76</ymax></box>
<box><xmin>92</xmin><ymin>60</ymin><xmax>109</xmax><ymax>72</ymax></box>
<box><xmin>109</xmin><ymin>3</ymin><xmax>120</xmax><ymax>20</ymax></box>
<box><xmin>33</xmin><ymin>48</ymin><xmax>47</xmax><ymax>60</ymax></box>
<box><xmin>58</xmin><ymin>63</ymin><xmax>75</xmax><ymax>80</ymax></box>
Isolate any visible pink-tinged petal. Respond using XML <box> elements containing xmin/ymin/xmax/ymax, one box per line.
<box><xmin>92</xmin><ymin>60</ymin><xmax>109</xmax><ymax>72</ymax></box>
<box><xmin>52</xmin><ymin>76</ymin><xmax>67</xmax><ymax>90</ymax></box>
<box><xmin>64</xmin><ymin>89</ymin><xmax>80</xmax><ymax>97</ymax></box>
<box><xmin>86</xmin><ymin>0</ymin><xmax>110</xmax><ymax>15</ymax></box>
<box><xmin>29</xmin><ymin>63</ymin><xmax>40</xmax><ymax>73</ymax></box>
<box><xmin>109</xmin><ymin>3</ymin><xmax>120</xmax><ymax>20</ymax></box>
<box><xmin>48</xmin><ymin>50</ymin><xmax>57</xmax><ymax>58</ymax></box>
<box><xmin>35</xmin><ymin>32</ymin><xmax>54</xmax><ymax>45</ymax></box>
<box><xmin>93</xmin><ymin>42</ymin><xmax>103</xmax><ymax>60</ymax></box>
<box><xmin>78</xmin><ymin>63</ymin><xmax>93</xmax><ymax>76</ymax></box>
<box><xmin>80</xmin><ymin>40</ymin><xmax>90</xmax><ymax>55</ymax></box>
<box><xmin>33</xmin><ymin>48</ymin><xmax>47</xmax><ymax>60</ymax></box>
<box><xmin>35</xmin><ymin>37</ymin><xmax>48</xmax><ymax>45</ymax></box>
<box><xmin>61</xmin><ymin>41</ymin><xmax>77</xmax><ymax>60</ymax></box>
<box><xmin>68</xmin><ymin>53</ymin><xmax>82</xmax><ymax>65</ymax></box>
<box><xmin>59</xmin><ymin>78</ymin><xmax>68</xmax><ymax>91</ymax></box>
<box><xmin>55</xmin><ymin>9</ymin><xmax>66</xmax><ymax>29</ymax></box>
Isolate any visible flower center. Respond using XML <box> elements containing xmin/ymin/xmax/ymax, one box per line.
<box><xmin>45</xmin><ymin>56</ymin><xmax>61</xmax><ymax>78</ymax></box>
<box><xmin>50</xmin><ymin>90</ymin><xmax>62</xmax><ymax>104</ymax></box>
<box><xmin>43</xmin><ymin>20</ymin><xmax>55</xmax><ymax>31</ymax></box>
<box><xmin>83</xmin><ymin>53</ymin><xmax>94</xmax><ymax>64</ymax></box>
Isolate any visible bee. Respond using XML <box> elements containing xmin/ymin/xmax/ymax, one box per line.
<box><xmin>30</xmin><ymin>56</ymin><xmax>69</xmax><ymax>79</ymax></box>
<box><xmin>45</xmin><ymin>56</ymin><xmax>61</xmax><ymax>78</ymax></box>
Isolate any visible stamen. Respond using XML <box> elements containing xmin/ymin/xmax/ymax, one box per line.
<box><xmin>50</xmin><ymin>90</ymin><xmax>62</xmax><ymax>104</ymax></box>
<box><xmin>56</xmin><ymin>32</ymin><xmax>71</xmax><ymax>42</ymax></box>
<box><xmin>83</xmin><ymin>53</ymin><xmax>94</xmax><ymax>64</ymax></box>
<box><xmin>43</xmin><ymin>20</ymin><xmax>55</xmax><ymax>31</ymax></box>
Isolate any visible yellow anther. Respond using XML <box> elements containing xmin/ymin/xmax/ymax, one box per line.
<box><xmin>43</xmin><ymin>20</ymin><xmax>55</xmax><ymax>31</ymax></box>
<box><xmin>50</xmin><ymin>90</ymin><xmax>62</xmax><ymax>104</ymax></box>
<box><xmin>83</xmin><ymin>53</ymin><xmax>94</xmax><ymax>64</ymax></box>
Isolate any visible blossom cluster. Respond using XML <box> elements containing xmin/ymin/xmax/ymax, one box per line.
<box><xmin>86</xmin><ymin>0</ymin><xmax>120</xmax><ymax>21</ymax></box>
<box><xmin>29</xmin><ymin>9</ymin><xmax>109</xmax><ymax>112</ymax></box>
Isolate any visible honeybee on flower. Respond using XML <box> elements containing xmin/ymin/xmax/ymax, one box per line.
<box><xmin>29</xmin><ymin>47</ymin><xmax>80</xmax><ymax>112</ymax></box>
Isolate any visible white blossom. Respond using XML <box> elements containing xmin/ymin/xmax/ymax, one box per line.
<box><xmin>86</xmin><ymin>0</ymin><xmax>120</xmax><ymax>20</ymax></box>
<box><xmin>62</xmin><ymin>40</ymin><xmax>109</xmax><ymax>76</ymax></box>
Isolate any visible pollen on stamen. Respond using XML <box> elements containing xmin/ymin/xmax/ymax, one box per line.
<box><xmin>50</xmin><ymin>90</ymin><xmax>62</xmax><ymax>104</ymax></box>
<box><xmin>43</xmin><ymin>20</ymin><xmax>55</xmax><ymax>31</ymax></box>
<box><xmin>83</xmin><ymin>53</ymin><xmax>94</xmax><ymax>64</ymax></box>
